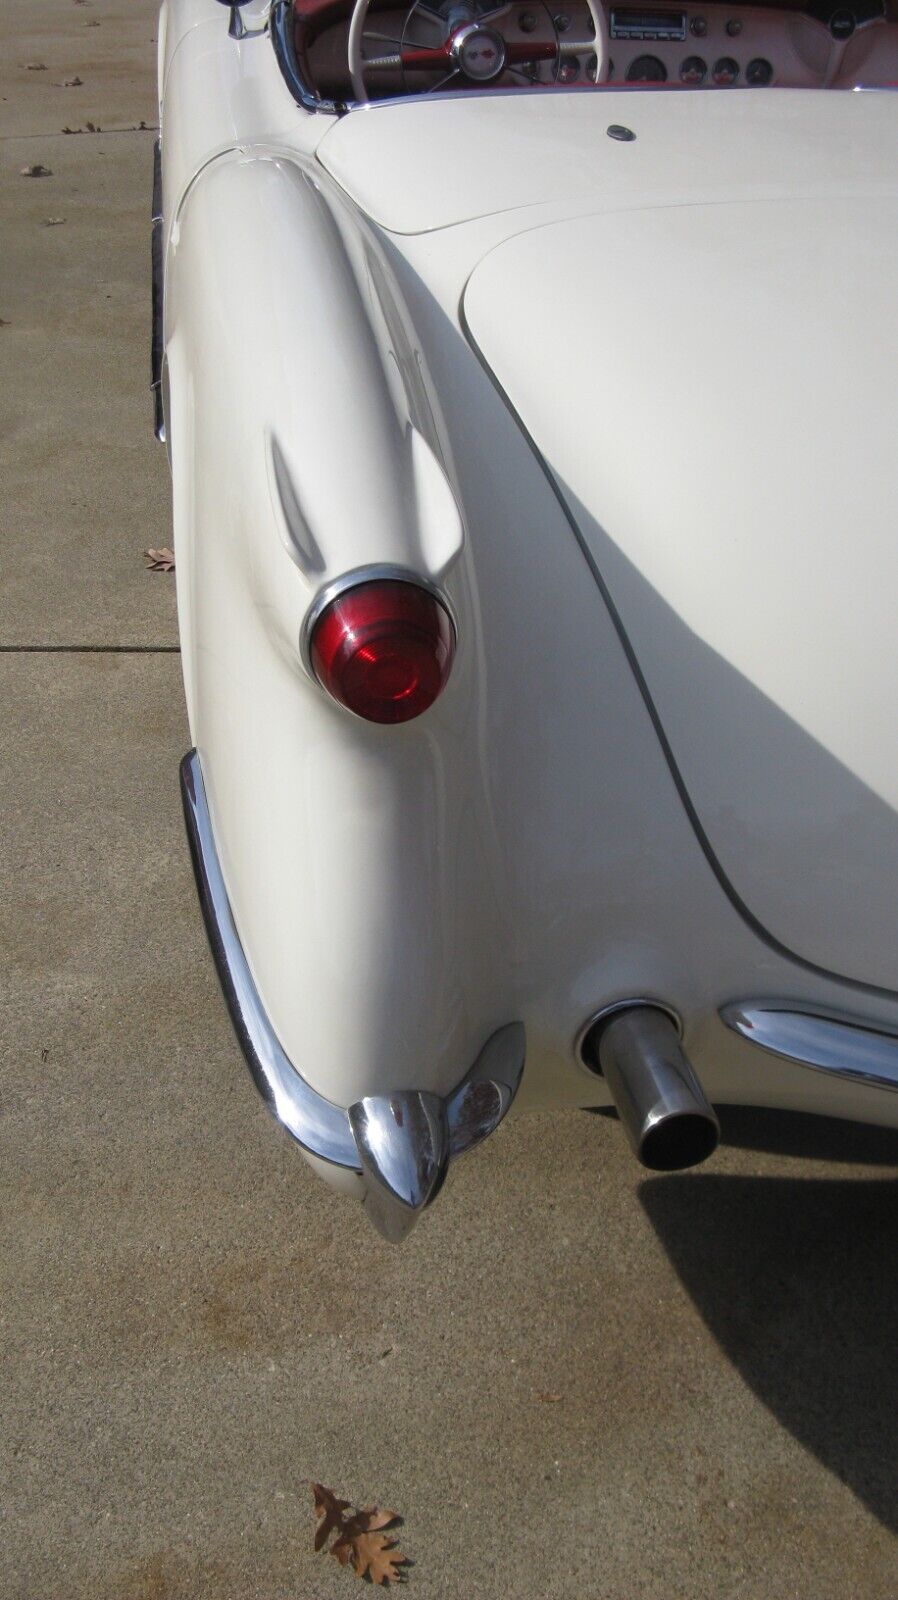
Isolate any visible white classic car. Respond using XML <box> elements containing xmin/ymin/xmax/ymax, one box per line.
<box><xmin>155</xmin><ymin>0</ymin><xmax>898</xmax><ymax>1239</ymax></box>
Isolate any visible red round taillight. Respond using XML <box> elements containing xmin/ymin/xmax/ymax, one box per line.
<box><xmin>309</xmin><ymin>578</ymin><xmax>455</xmax><ymax>725</ymax></box>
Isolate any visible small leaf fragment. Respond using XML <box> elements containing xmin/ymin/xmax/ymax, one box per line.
<box><xmin>23</xmin><ymin>61</ymin><xmax>47</xmax><ymax>69</ymax></box>
<box><xmin>537</xmin><ymin>1391</ymin><xmax>563</xmax><ymax>1403</ymax></box>
<box><xmin>145</xmin><ymin>546</ymin><xmax>175</xmax><ymax>573</ymax></box>
<box><xmin>43</xmin><ymin>217</ymin><xmax>66</xmax><ymax>227</ymax></box>
<box><xmin>20</xmin><ymin>164</ymin><xmax>53</xmax><ymax>177</ymax></box>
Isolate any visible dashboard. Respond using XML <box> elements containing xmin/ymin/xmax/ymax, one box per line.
<box><xmin>297</xmin><ymin>0</ymin><xmax>898</xmax><ymax>100</ymax></box>
<box><xmin>602</xmin><ymin>0</ymin><xmax>891</xmax><ymax>86</ymax></box>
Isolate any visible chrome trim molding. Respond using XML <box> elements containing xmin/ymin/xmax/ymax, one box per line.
<box><xmin>270</xmin><ymin>0</ymin><xmax>347</xmax><ymax>114</ymax></box>
<box><xmin>180</xmin><ymin>749</ymin><xmax>525</xmax><ymax>1236</ymax></box>
<box><xmin>150</xmin><ymin>139</ymin><xmax>165</xmax><ymax>443</ymax></box>
<box><xmin>721</xmin><ymin>1002</ymin><xmax>898</xmax><ymax>1094</ymax></box>
<box><xmin>181</xmin><ymin>750</ymin><xmax>359</xmax><ymax>1168</ymax></box>
<box><xmin>298</xmin><ymin>563</ymin><xmax>458</xmax><ymax>678</ymax></box>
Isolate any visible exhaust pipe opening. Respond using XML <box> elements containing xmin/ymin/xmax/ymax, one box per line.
<box><xmin>640</xmin><ymin>1111</ymin><xmax>719</xmax><ymax>1173</ymax></box>
<box><xmin>583</xmin><ymin>1004</ymin><xmax>719</xmax><ymax>1173</ymax></box>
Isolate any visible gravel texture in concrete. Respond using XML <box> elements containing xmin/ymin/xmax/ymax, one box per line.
<box><xmin>2</xmin><ymin>5</ymin><xmax>897</xmax><ymax>1599</ymax></box>
<box><xmin>1</xmin><ymin>128</ymin><xmax>175</xmax><ymax>646</ymax></box>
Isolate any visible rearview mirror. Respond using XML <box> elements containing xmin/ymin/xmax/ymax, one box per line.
<box><xmin>215</xmin><ymin>0</ymin><xmax>253</xmax><ymax>40</ymax></box>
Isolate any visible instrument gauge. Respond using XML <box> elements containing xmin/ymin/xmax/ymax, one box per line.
<box><xmin>745</xmin><ymin>55</ymin><xmax>773</xmax><ymax>82</ymax></box>
<box><xmin>626</xmin><ymin>52</ymin><xmax>667</xmax><ymax>79</ymax></box>
<box><xmin>680</xmin><ymin>52</ymin><xmax>707</xmax><ymax>80</ymax></box>
<box><xmin>711</xmin><ymin>54</ymin><xmax>739</xmax><ymax>82</ymax></box>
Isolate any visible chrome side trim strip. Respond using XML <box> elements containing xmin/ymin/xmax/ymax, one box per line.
<box><xmin>721</xmin><ymin>1002</ymin><xmax>898</xmax><ymax>1094</ymax></box>
<box><xmin>180</xmin><ymin>750</ymin><xmax>360</xmax><ymax>1167</ymax></box>
<box><xmin>150</xmin><ymin>139</ymin><xmax>165</xmax><ymax>443</ymax></box>
<box><xmin>180</xmin><ymin>749</ymin><xmax>526</xmax><ymax>1234</ymax></box>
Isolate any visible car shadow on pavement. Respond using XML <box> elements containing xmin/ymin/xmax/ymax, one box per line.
<box><xmin>639</xmin><ymin>1116</ymin><xmax>898</xmax><ymax>1535</ymax></box>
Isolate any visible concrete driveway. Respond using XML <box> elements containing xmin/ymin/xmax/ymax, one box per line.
<box><xmin>2</xmin><ymin>6</ymin><xmax>897</xmax><ymax>1596</ymax></box>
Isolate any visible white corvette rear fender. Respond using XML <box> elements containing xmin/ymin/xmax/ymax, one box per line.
<box><xmin>167</xmin><ymin>148</ymin><xmax>526</xmax><ymax>1226</ymax></box>
<box><xmin>180</xmin><ymin>751</ymin><xmax>525</xmax><ymax>1241</ymax></box>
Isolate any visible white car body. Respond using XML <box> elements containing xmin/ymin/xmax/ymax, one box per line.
<box><xmin>157</xmin><ymin>0</ymin><xmax>898</xmax><ymax>1237</ymax></box>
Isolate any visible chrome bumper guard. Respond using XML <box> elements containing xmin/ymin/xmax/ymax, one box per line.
<box><xmin>180</xmin><ymin>750</ymin><xmax>525</xmax><ymax>1241</ymax></box>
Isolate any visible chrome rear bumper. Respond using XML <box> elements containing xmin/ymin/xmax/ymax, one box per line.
<box><xmin>180</xmin><ymin>750</ymin><xmax>525</xmax><ymax>1240</ymax></box>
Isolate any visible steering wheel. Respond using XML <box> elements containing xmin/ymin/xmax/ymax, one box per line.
<box><xmin>348</xmin><ymin>0</ymin><xmax>608</xmax><ymax>103</ymax></box>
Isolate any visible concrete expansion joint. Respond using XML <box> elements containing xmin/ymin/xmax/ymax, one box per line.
<box><xmin>0</xmin><ymin>645</ymin><xmax>181</xmax><ymax>654</ymax></box>
<box><xmin>1</xmin><ymin>126</ymin><xmax>160</xmax><ymax>143</ymax></box>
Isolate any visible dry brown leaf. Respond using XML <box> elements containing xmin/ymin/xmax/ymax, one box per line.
<box><xmin>331</xmin><ymin>1529</ymin><xmax>408</xmax><ymax>1586</ymax></box>
<box><xmin>145</xmin><ymin>546</ymin><xmax>175</xmax><ymax>572</ymax></box>
<box><xmin>537</xmin><ymin>1391</ymin><xmax>563</xmax><ymax>1403</ymax></box>
<box><xmin>311</xmin><ymin>1482</ymin><xmax>352</xmax><ymax>1553</ymax></box>
<box><xmin>20</xmin><ymin>164</ymin><xmax>52</xmax><ymax>178</ymax></box>
<box><xmin>23</xmin><ymin>61</ymin><xmax>47</xmax><ymax>69</ymax></box>
<box><xmin>311</xmin><ymin>1483</ymin><xmax>407</xmax><ymax>1584</ymax></box>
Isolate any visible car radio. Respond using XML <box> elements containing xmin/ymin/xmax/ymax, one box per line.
<box><xmin>609</xmin><ymin>8</ymin><xmax>688</xmax><ymax>38</ymax></box>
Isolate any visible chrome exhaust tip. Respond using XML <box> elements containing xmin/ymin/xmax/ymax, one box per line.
<box><xmin>583</xmin><ymin>1005</ymin><xmax>719</xmax><ymax>1172</ymax></box>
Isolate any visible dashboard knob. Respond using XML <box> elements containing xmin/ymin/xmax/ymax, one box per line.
<box><xmin>829</xmin><ymin>5</ymin><xmax>855</xmax><ymax>35</ymax></box>
<box><xmin>690</xmin><ymin>15</ymin><xmax>708</xmax><ymax>35</ymax></box>
<box><xmin>725</xmin><ymin>16</ymin><xmax>742</xmax><ymax>34</ymax></box>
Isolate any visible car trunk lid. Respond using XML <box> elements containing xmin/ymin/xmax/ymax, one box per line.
<box><xmin>464</xmin><ymin>189</ymin><xmax>898</xmax><ymax>992</ymax></box>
